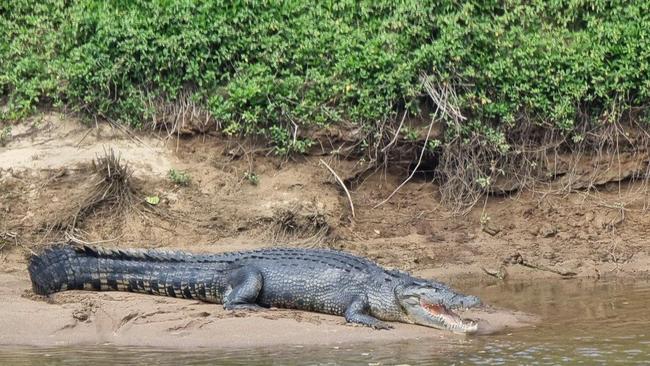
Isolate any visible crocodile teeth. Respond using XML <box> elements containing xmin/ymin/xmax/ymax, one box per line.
<box><xmin>421</xmin><ymin>301</ymin><xmax>477</xmax><ymax>333</ymax></box>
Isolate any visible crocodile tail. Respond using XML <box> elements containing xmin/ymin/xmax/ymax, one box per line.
<box><xmin>27</xmin><ymin>244</ymin><xmax>164</xmax><ymax>296</ymax></box>
<box><xmin>28</xmin><ymin>244</ymin><xmax>138</xmax><ymax>295</ymax></box>
<box><xmin>28</xmin><ymin>244</ymin><xmax>224</xmax><ymax>302</ymax></box>
<box><xmin>28</xmin><ymin>244</ymin><xmax>83</xmax><ymax>295</ymax></box>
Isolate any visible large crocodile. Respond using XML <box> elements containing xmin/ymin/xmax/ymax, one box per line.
<box><xmin>28</xmin><ymin>244</ymin><xmax>481</xmax><ymax>333</ymax></box>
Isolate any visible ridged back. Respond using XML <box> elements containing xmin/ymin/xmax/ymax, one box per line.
<box><xmin>73</xmin><ymin>245</ymin><xmax>387</xmax><ymax>274</ymax></box>
<box><xmin>27</xmin><ymin>244</ymin><xmax>401</xmax><ymax>296</ymax></box>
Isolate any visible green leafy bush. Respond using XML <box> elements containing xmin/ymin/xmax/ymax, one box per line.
<box><xmin>1</xmin><ymin>0</ymin><xmax>649</xmax><ymax>153</ymax></box>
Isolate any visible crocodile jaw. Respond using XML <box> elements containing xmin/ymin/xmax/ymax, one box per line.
<box><xmin>420</xmin><ymin>301</ymin><xmax>478</xmax><ymax>334</ymax></box>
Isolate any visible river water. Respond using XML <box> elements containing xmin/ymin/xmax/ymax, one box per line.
<box><xmin>1</xmin><ymin>278</ymin><xmax>649</xmax><ymax>365</ymax></box>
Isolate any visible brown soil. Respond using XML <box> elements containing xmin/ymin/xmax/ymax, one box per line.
<box><xmin>1</xmin><ymin>113</ymin><xmax>649</xmax><ymax>348</ymax></box>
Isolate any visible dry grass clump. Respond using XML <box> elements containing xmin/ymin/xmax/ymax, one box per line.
<box><xmin>58</xmin><ymin>148</ymin><xmax>138</xmax><ymax>232</ymax></box>
<box><xmin>268</xmin><ymin>200</ymin><xmax>330</xmax><ymax>247</ymax></box>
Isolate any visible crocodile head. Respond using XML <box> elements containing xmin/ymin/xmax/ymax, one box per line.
<box><xmin>395</xmin><ymin>281</ymin><xmax>480</xmax><ymax>334</ymax></box>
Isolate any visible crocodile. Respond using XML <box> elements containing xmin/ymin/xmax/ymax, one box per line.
<box><xmin>28</xmin><ymin>244</ymin><xmax>481</xmax><ymax>333</ymax></box>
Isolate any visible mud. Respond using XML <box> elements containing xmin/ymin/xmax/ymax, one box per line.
<box><xmin>1</xmin><ymin>113</ymin><xmax>650</xmax><ymax>348</ymax></box>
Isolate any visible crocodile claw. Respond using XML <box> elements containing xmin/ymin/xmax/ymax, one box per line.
<box><xmin>372</xmin><ymin>322</ymin><xmax>394</xmax><ymax>330</ymax></box>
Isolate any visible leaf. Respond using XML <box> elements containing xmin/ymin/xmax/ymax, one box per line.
<box><xmin>145</xmin><ymin>195</ymin><xmax>160</xmax><ymax>205</ymax></box>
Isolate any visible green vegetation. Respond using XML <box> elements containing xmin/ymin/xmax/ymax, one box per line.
<box><xmin>2</xmin><ymin>1</ymin><xmax>649</xmax><ymax>206</ymax></box>
<box><xmin>168</xmin><ymin>168</ymin><xmax>190</xmax><ymax>186</ymax></box>
<box><xmin>0</xmin><ymin>126</ymin><xmax>11</xmax><ymax>146</ymax></box>
<box><xmin>401</xmin><ymin>126</ymin><xmax>419</xmax><ymax>142</ymax></box>
<box><xmin>244</xmin><ymin>171</ymin><xmax>259</xmax><ymax>186</ymax></box>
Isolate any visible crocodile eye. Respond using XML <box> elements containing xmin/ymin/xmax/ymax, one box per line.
<box><xmin>419</xmin><ymin>288</ymin><xmax>436</xmax><ymax>295</ymax></box>
<box><xmin>421</xmin><ymin>285</ymin><xmax>437</xmax><ymax>291</ymax></box>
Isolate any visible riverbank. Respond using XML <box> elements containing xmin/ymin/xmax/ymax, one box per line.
<box><xmin>1</xmin><ymin>113</ymin><xmax>649</xmax><ymax>348</ymax></box>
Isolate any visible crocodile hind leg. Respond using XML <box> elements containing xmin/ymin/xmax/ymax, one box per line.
<box><xmin>223</xmin><ymin>266</ymin><xmax>266</xmax><ymax>311</ymax></box>
<box><xmin>345</xmin><ymin>297</ymin><xmax>393</xmax><ymax>330</ymax></box>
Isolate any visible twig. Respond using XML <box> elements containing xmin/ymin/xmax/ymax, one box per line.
<box><xmin>381</xmin><ymin>111</ymin><xmax>407</xmax><ymax>153</ymax></box>
<box><xmin>373</xmin><ymin>117</ymin><xmax>437</xmax><ymax>209</ymax></box>
<box><xmin>319</xmin><ymin>159</ymin><xmax>356</xmax><ymax>218</ymax></box>
<box><xmin>505</xmin><ymin>253</ymin><xmax>577</xmax><ymax>277</ymax></box>
<box><xmin>0</xmin><ymin>231</ymin><xmax>17</xmax><ymax>252</ymax></box>
<box><xmin>520</xmin><ymin>262</ymin><xmax>577</xmax><ymax>277</ymax></box>
<box><xmin>16</xmin><ymin>242</ymin><xmax>37</xmax><ymax>256</ymax></box>
<box><xmin>481</xmin><ymin>265</ymin><xmax>508</xmax><ymax>280</ymax></box>
<box><xmin>0</xmin><ymin>231</ymin><xmax>17</xmax><ymax>241</ymax></box>
<box><xmin>291</xmin><ymin>120</ymin><xmax>299</xmax><ymax>145</ymax></box>
<box><xmin>421</xmin><ymin>73</ymin><xmax>466</xmax><ymax>122</ymax></box>
<box><xmin>104</xmin><ymin>117</ymin><xmax>152</xmax><ymax>149</ymax></box>
<box><xmin>75</xmin><ymin>127</ymin><xmax>94</xmax><ymax>148</ymax></box>
<box><xmin>2</xmin><ymin>232</ymin><xmax>36</xmax><ymax>256</ymax></box>
<box><xmin>374</xmin><ymin>74</ymin><xmax>459</xmax><ymax>209</ymax></box>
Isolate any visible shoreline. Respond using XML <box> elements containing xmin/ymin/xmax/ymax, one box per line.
<box><xmin>0</xmin><ymin>269</ymin><xmax>534</xmax><ymax>349</ymax></box>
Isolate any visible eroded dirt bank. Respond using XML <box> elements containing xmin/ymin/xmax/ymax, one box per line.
<box><xmin>1</xmin><ymin>113</ymin><xmax>649</xmax><ymax>348</ymax></box>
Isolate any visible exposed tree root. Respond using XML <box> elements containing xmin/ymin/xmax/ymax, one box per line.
<box><xmin>120</xmin><ymin>83</ymin><xmax>650</xmax><ymax>216</ymax></box>
<box><xmin>147</xmin><ymin>88</ymin><xmax>217</xmax><ymax>147</ymax></box>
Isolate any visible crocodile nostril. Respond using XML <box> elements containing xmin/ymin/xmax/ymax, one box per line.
<box><xmin>463</xmin><ymin>295</ymin><xmax>481</xmax><ymax>308</ymax></box>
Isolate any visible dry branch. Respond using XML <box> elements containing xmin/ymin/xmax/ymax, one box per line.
<box><xmin>319</xmin><ymin>159</ymin><xmax>355</xmax><ymax>218</ymax></box>
<box><xmin>373</xmin><ymin>117</ymin><xmax>436</xmax><ymax>209</ymax></box>
<box><xmin>381</xmin><ymin>111</ymin><xmax>407</xmax><ymax>153</ymax></box>
<box><xmin>372</xmin><ymin>74</ymin><xmax>456</xmax><ymax>209</ymax></box>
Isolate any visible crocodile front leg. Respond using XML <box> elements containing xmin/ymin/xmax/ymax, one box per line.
<box><xmin>223</xmin><ymin>266</ymin><xmax>266</xmax><ymax>311</ymax></box>
<box><xmin>345</xmin><ymin>297</ymin><xmax>393</xmax><ymax>330</ymax></box>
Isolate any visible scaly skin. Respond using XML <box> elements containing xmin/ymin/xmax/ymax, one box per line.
<box><xmin>28</xmin><ymin>244</ymin><xmax>481</xmax><ymax>333</ymax></box>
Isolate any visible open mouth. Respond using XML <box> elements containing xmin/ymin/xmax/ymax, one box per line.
<box><xmin>421</xmin><ymin>300</ymin><xmax>478</xmax><ymax>334</ymax></box>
